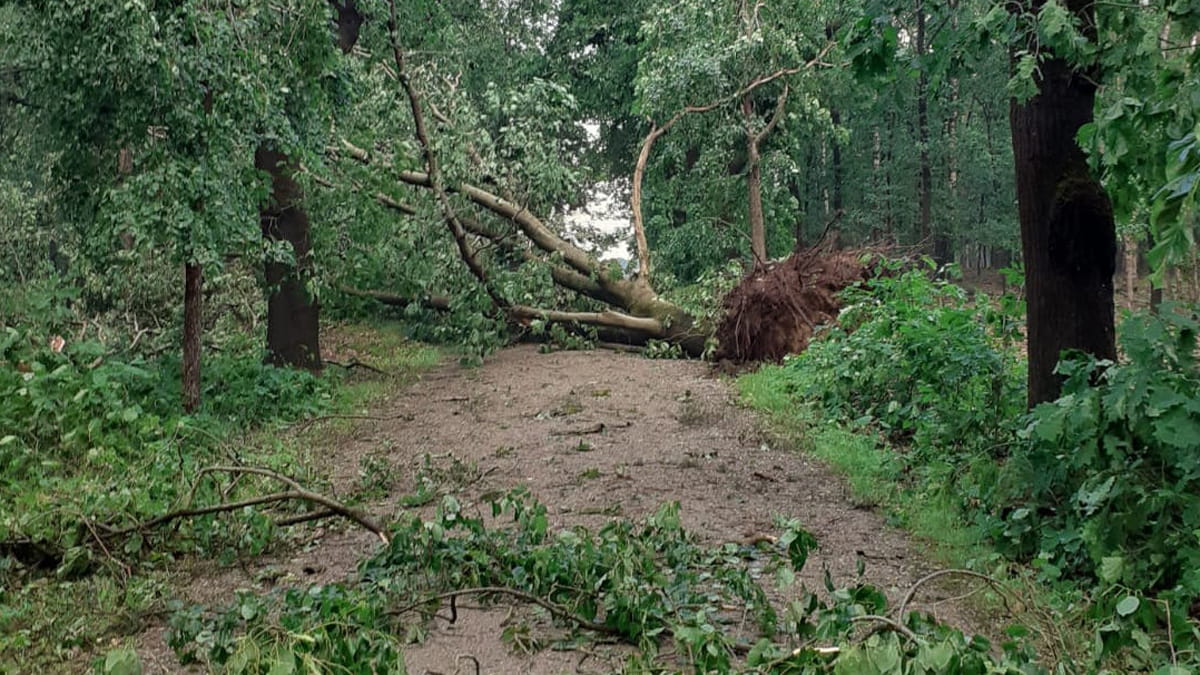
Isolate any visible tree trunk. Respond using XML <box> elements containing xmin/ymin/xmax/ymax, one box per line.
<box><xmin>1123</xmin><ymin>235</ymin><xmax>1138</xmax><ymax>310</ymax></box>
<box><xmin>884</xmin><ymin>111</ymin><xmax>896</xmax><ymax>240</ymax></box>
<box><xmin>1010</xmin><ymin>3</ymin><xmax>1116</xmax><ymax>406</ymax></box>
<box><xmin>830</xmin><ymin>107</ymin><xmax>843</xmax><ymax>214</ymax></box>
<box><xmin>742</xmin><ymin>84</ymin><xmax>789</xmax><ymax>267</ymax></box>
<box><xmin>182</xmin><ymin>262</ymin><xmax>202</xmax><ymax>413</ymax></box>
<box><xmin>744</xmin><ymin>95</ymin><xmax>768</xmax><ymax>267</ymax></box>
<box><xmin>248</xmin><ymin>0</ymin><xmax>363</xmax><ymax>372</ymax></box>
<box><xmin>914</xmin><ymin>0</ymin><xmax>944</xmax><ymax>262</ymax></box>
<box><xmin>941</xmin><ymin>78</ymin><xmax>961</xmax><ymax>267</ymax></box>
<box><xmin>256</xmin><ymin>146</ymin><xmax>322</xmax><ymax>371</ymax></box>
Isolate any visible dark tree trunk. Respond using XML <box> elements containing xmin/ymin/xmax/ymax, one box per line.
<box><xmin>788</xmin><ymin>175</ymin><xmax>805</xmax><ymax>250</ymax></box>
<box><xmin>884</xmin><ymin>111</ymin><xmax>895</xmax><ymax>240</ymax></box>
<box><xmin>1010</xmin><ymin>0</ymin><xmax>1116</xmax><ymax>406</ymax></box>
<box><xmin>329</xmin><ymin>0</ymin><xmax>363</xmax><ymax>53</ymax></box>
<box><xmin>249</xmin><ymin>0</ymin><xmax>362</xmax><ymax>371</ymax></box>
<box><xmin>182</xmin><ymin>263</ymin><xmax>202</xmax><ymax>413</ymax></box>
<box><xmin>256</xmin><ymin>146</ymin><xmax>322</xmax><ymax>371</ymax></box>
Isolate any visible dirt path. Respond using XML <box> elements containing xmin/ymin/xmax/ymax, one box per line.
<box><xmin>136</xmin><ymin>345</ymin><xmax>983</xmax><ymax>674</ymax></box>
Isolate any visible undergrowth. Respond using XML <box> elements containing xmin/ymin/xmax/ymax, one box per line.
<box><xmin>738</xmin><ymin>263</ymin><xmax>1200</xmax><ymax>672</ymax></box>
<box><xmin>0</xmin><ymin>314</ymin><xmax>439</xmax><ymax>671</ymax></box>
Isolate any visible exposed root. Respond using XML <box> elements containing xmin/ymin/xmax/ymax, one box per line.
<box><xmin>714</xmin><ymin>247</ymin><xmax>886</xmax><ymax>362</ymax></box>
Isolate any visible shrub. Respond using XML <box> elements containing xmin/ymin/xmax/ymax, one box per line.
<box><xmin>992</xmin><ymin>305</ymin><xmax>1200</xmax><ymax>597</ymax></box>
<box><xmin>0</xmin><ymin>325</ymin><xmax>332</xmax><ymax>560</ymax></box>
<box><xmin>780</xmin><ymin>265</ymin><xmax>1025</xmax><ymax>462</ymax></box>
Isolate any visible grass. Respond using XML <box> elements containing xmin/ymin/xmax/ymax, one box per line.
<box><xmin>0</xmin><ymin>321</ymin><xmax>441</xmax><ymax>673</ymax></box>
<box><xmin>737</xmin><ymin>364</ymin><xmax>986</xmax><ymax>567</ymax></box>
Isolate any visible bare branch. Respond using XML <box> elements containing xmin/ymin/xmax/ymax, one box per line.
<box><xmin>386</xmin><ymin>0</ymin><xmax>508</xmax><ymax>309</ymax></box>
<box><xmin>389</xmin><ymin>585</ymin><xmax>621</xmax><ymax>636</ymax></box>
<box><xmin>337</xmin><ymin>283</ymin><xmax>451</xmax><ymax>312</ymax></box>
<box><xmin>755</xmin><ymin>83</ymin><xmax>790</xmax><ymax>145</ymax></box>
<box><xmin>509</xmin><ymin>305</ymin><xmax>665</xmax><ymax>336</ymax></box>
<box><xmin>123</xmin><ymin>465</ymin><xmax>393</xmax><ymax>543</ymax></box>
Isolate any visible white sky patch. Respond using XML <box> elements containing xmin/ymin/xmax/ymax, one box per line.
<box><xmin>563</xmin><ymin>121</ymin><xmax>635</xmax><ymax>264</ymax></box>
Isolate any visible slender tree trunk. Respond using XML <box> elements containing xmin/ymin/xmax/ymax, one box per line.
<box><xmin>830</xmin><ymin>108</ymin><xmax>843</xmax><ymax>214</ymax></box>
<box><xmin>744</xmin><ymin>95</ymin><xmax>768</xmax><ymax>266</ymax></box>
<box><xmin>256</xmin><ymin>146</ymin><xmax>322</xmax><ymax>371</ymax></box>
<box><xmin>788</xmin><ymin>175</ymin><xmax>805</xmax><ymax>249</ymax></box>
<box><xmin>742</xmin><ymin>85</ymin><xmax>790</xmax><ymax>266</ymax></box>
<box><xmin>1123</xmin><ymin>235</ymin><xmax>1138</xmax><ymax>309</ymax></box>
<box><xmin>1010</xmin><ymin>0</ymin><xmax>1116</xmax><ymax>406</ymax></box>
<box><xmin>182</xmin><ymin>263</ymin><xmax>202</xmax><ymax>413</ymax></box>
<box><xmin>945</xmin><ymin>78</ymin><xmax>960</xmax><ymax>266</ymax></box>
<box><xmin>916</xmin><ymin>0</ymin><xmax>935</xmax><ymax>257</ymax></box>
<box><xmin>885</xmin><ymin>112</ymin><xmax>896</xmax><ymax>240</ymax></box>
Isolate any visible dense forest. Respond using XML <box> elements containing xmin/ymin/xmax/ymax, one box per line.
<box><xmin>2</xmin><ymin>0</ymin><xmax>1200</xmax><ymax>672</ymax></box>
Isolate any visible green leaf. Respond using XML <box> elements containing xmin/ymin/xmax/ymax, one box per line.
<box><xmin>1152</xmin><ymin>406</ymin><xmax>1200</xmax><ymax>449</ymax></box>
<box><xmin>1099</xmin><ymin>556</ymin><xmax>1125</xmax><ymax>584</ymax></box>
<box><xmin>914</xmin><ymin>641</ymin><xmax>955</xmax><ymax>670</ymax></box>
<box><xmin>103</xmin><ymin>648</ymin><xmax>142</xmax><ymax>675</ymax></box>
<box><xmin>266</xmin><ymin>655</ymin><xmax>296</xmax><ymax>675</ymax></box>
<box><xmin>1115</xmin><ymin>595</ymin><xmax>1140</xmax><ymax>616</ymax></box>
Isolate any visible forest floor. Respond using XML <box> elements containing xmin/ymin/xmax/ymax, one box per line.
<box><xmin>132</xmin><ymin>341</ymin><xmax>989</xmax><ymax>674</ymax></box>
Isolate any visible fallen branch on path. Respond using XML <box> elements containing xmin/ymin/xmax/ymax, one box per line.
<box><xmin>288</xmin><ymin>412</ymin><xmax>416</xmax><ymax>434</ymax></box>
<box><xmin>105</xmin><ymin>465</ymin><xmax>390</xmax><ymax>544</ymax></box>
<box><xmin>325</xmin><ymin>358</ymin><xmax>388</xmax><ymax>375</ymax></box>
<box><xmin>388</xmin><ymin>586</ymin><xmax>621</xmax><ymax>636</ymax></box>
<box><xmin>894</xmin><ymin>568</ymin><xmax>1017</xmax><ymax>619</ymax></box>
<box><xmin>550</xmin><ymin>423</ymin><xmax>607</xmax><ymax>436</ymax></box>
<box><xmin>850</xmin><ymin>614</ymin><xmax>920</xmax><ymax>643</ymax></box>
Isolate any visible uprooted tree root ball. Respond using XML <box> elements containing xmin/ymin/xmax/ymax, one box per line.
<box><xmin>714</xmin><ymin>248</ymin><xmax>882</xmax><ymax>362</ymax></box>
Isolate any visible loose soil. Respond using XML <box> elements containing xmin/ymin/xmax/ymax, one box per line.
<box><xmin>135</xmin><ymin>345</ymin><xmax>987</xmax><ymax>674</ymax></box>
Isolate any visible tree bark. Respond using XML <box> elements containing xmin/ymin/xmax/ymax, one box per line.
<box><xmin>744</xmin><ymin>95</ymin><xmax>768</xmax><ymax>266</ymax></box>
<box><xmin>251</xmin><ymin>0</ymin><xmax>363</xmax><ymax>371</ymax></box>
<box><xmin>256</xmin><ymin>146</ymin><xmax>322</xmax><ymax>371</ymax></box>
<box><xmin>884</xmin><ymin>111</ymin><xmax>896</xmax><ymax>240</ymax></box>
<box><xmin>329</xmin><ymin>0</ymin><xmax>363</xmax><ymax>53</ymax></box>
<box><xmin>915</xmin><ymin>0</ymin><xmax>943</xmax><ymax>262</ymax></box>
<box><xmin>182</xmin><ymin>263</ymin><xmax>202</xmax><ymax>413</ymax></box>
<box><xmin>1123</xmin><ymin>235</ymin><xmax>1138</xmax><ymax>310</ymax></box>
<box><xmin>744</xmin><ymin>86</ymin><xmax>789</xmax><ymax>267</ymax></box>
<box><xmin>1010</xmin><ymin>0</ymin><xmax>1116</xmax><ymax>407</ymax></box>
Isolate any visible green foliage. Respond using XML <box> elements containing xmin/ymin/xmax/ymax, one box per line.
<box><xmin>0</xmin><ymin>320</ymin><xmax>439</xmax><ymax>670</ymax></box>
<box><xmin>169</xmin><ymin>491</ymin><xmax>1042</xmax><ymax>673</ymax></box>
<box><xmin>528</xmin><ymin>318</ymin><xmax>597</xmax><ymax>353</ymax></box>
<box><xmin>663</xmin><ymin>259</ymin><xmax>746</xmax><ymax>326</ymax></box>
<box><xmin>643</xmin><ymin>339</ymin><xmax>685</xmax><ymax>359</ymax></box>
<box><xmin>992</xmin><ymin>306</ymin><xmax>1200</xmax><ymax>602</ymax></box>
<box><xmin>741</xmin><ymin>272</ymin><xmax>1200</xmax><ymax>670</ymax></box>
<box><xmin>168</xmin><ymin>586</ymin><xmax>404</xmax><ymax>674</ymax></box>
<box><xmin>777</xmin><ymin>264</ymin><xmax>1025</xmax><ymax>461</ymax></box>
<box><xmin>0</xmin><ymin>324</ymin><xmax>332</xmax><ymax>556</ymax></box>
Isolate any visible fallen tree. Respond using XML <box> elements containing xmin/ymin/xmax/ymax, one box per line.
<box><xmin>322</xmin><ymin>8</ymin><xmax>839</xmax><ymax>358</ymax></box>
<box><xmin>334</xmin><ymin>142</ymin><xmax>708</xmax><ymax>354</ymax></box>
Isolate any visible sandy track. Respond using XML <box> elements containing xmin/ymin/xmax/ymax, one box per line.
<box><xmin>135</xmin><ymin>345</ymin><xmax>981</xmax><ymax>674</ymax></box>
